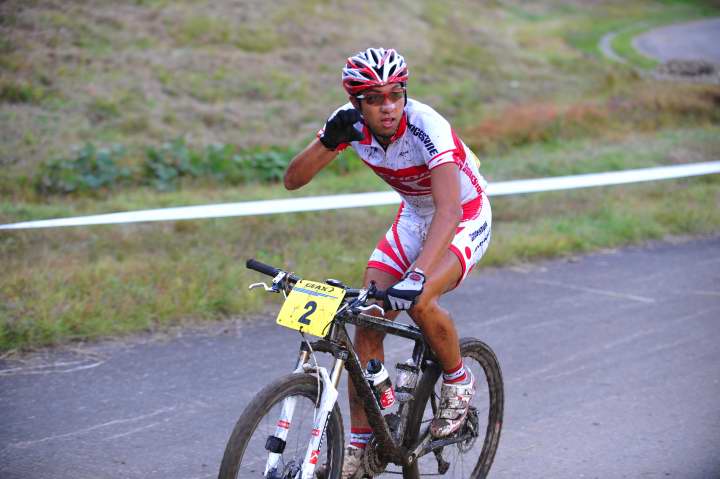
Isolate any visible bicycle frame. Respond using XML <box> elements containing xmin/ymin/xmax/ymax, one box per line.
<box><xmin>247</xmin><ymin>260</ymin><xmax>476</xmax><ymax>477</ymax></box>
<box><xmin>319</xmin><ymin>315</ymin><xmax>481</xmax><ymax>469</ymax></box>
<box><xmin>270</xmin><ymin>304</ymin><xmax>435</xmax><ymax>478</ymax></box>
<box><xmin>233</xmin><ymin>259</ymin><xmax>502</xmax><ymax>479</ymax></box>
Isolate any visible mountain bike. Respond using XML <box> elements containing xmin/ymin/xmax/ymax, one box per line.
<box><xmin>218</xmin><ymin>259</ymin><xmax>503</xmax><ymax>479</ymax></box>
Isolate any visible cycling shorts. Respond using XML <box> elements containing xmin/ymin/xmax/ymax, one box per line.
<box><xmin>367</xmin><ymin>193</ymin><xmax>492</xmax><ymax>287</ymax></box>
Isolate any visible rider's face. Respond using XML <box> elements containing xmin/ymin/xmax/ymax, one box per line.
<box><xmin>352</xmin><ymin>83</ymin><xmax>405</xmax><ymax>140</ymax></box>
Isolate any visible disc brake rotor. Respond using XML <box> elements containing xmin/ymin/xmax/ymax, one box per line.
<box><xmin>457</xmin><ymin>407</ymin><xmax>479</xmax><ymax>453</ymax></box>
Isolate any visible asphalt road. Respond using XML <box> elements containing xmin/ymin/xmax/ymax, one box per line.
<box><xmin>1</xmin><ymin>235</ymin><xmax>719</xmax><ymax>478</ymax></box>
<box><xmin>633</xmin><ymin>18</ymin><xmax>720</xmax><ymax>64</ymax></box>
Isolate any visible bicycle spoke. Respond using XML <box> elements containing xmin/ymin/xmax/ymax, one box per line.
<box><xmin>395</xmin><ymin>339</ymin><xmax>503</xmax><ymax>478</ymax></box>
<box><xmin>219</xmin><ymin>374</ymin><xmax>343</xmax><ymax>479</ymax></box>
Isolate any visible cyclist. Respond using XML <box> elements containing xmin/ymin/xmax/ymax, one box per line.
<box><xmin>284</xmin><ymin>47</ymin><xmax>492</xmax><ymax>478</ymax></box>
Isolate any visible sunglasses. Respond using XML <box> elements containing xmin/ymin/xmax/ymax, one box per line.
<box><xmin>356</xmin><ymin>88</ymin><xmax>406</xmax><ymax>106</ymax></box>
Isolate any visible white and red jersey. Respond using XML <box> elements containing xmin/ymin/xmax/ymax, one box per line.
<box><xmin>329</xmin><ymin>98</ymin><xmax>488</xmax><ymax>218</ymax></box>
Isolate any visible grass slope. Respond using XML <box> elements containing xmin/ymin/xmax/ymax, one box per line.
<box><xmin>1</xmin><ymin>0</ymin><xmax>719</xmax><ymax>350</ymax></box>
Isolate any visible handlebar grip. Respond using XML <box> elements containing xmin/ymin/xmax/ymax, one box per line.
<box><xmin>369</xmin><ymin>289</ymin><xmax>389</xmax><ymax>309</ymax></box>
<box><xmin>246</xmin><ymin>259</ymin><xmax>281</xmax><ymax>277</ymax></box>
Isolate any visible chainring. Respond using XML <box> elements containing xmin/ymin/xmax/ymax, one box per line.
<box><xmin>361</xmin><ymin>438</ymin><xmax>389</xmax><ymax>477</ymax></box>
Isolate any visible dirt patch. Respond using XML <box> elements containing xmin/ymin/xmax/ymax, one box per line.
<box><xmin>654</xmin><ymin>59</ymin><xmax>720</xmax><ymax>84</ymax></box>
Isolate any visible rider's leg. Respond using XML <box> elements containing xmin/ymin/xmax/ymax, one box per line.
<box><xmin>349</xmin><ymin>253</ymin><xmax>464</xmax><ymax>431</ymax></box>
<box><xmin>407</xmin><ymin>250</ymin><xmax>464</xmax><ymax>371</ymax></box>
<box><xmin>348</xmin><ymin>267</ymin><xmax>401</xmax><ymax>431</ymax></box>
<box><xmin>341</xmin><ymin>267</ymin><xmax>400</xmax><ymax>478</ymax></box>
<box><xmin>408</xmin><ymin>251</ymin><xmax>477</xmax><ymax>438</ymax></box>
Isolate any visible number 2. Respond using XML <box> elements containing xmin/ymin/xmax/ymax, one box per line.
<box><xmin>298</xmin><ymin>301</ymin><xmax>317</xmax><ymax>325</ymax></box>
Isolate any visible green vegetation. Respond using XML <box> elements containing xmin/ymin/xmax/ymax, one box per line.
<box><xmin>29</xmin><ymin>138</ymin><xmax>364</xmax><ymax>195</ymax></box>
<box><xmin>612</xmin><ymin>25</ymin><xmax>661</xmax><ymax>69</ymax></box>
<box><xmin>170</xmin><ymin>14</ymin><xmax>284</xmax><ymax>52</ymax></box>
<box><xmin>0</xmin><ymin>79</ymin><xmax>48</xmax><ymax>104</ymax></box>
<box><xmin>1</xmin><ymin>0</ymin><xmax>719</xmax><ymax>350</ymax></box>
<box><xmin>35</xmin><ymin>144</ymin><xmax>133</xmax><ymax>194</ymax></box>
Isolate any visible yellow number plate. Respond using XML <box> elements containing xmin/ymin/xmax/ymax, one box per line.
<box><xmin>276</xmin><ymin>280</ymin><xmax>346</xmax><ymax>338</ymax></box>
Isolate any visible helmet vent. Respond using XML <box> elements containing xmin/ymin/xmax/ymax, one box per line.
<box><xmin>342</xmin><ymin>47</ymin><xmax>409</xmax><ymax>95</ymax></box>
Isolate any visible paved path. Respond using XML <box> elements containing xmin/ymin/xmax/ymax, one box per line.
<box><xmin>633</xmin><ymin>17</ymin><xmax>720</xmax><ymax>63</ymax></box>
<box><xmin>1</xmin><ymin>235</ymin><xmax>719</xmax><ymax>478</ymax></box>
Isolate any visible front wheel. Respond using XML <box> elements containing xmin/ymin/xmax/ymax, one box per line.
<box><xmin>218</xmin><ymin>373</ymin><xmax>345</xmax><ymax>479</ymax></box>
<box><xmin>402</xmin><ymin>338</ymin><xmax>504</xmax><ymax>479</ymax></box>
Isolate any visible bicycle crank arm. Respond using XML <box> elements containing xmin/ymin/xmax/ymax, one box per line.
<box><xmin>406</xmin><ymin>431</ymin><xmax>431</xmax><ymax>465</ymax></box>
<box><xmin>407</xmin><ymin>430</ymin><xmax>474</xmax><ymax>464</ymax></box>
<box><xmin>433</xmin><ymin>449</ymin><xmax>450</xmax><ymax>475</ymax></box>
<box><xmin>427</xmin><ymin>432</ymin><xmax>474</xmax><ymax>451</ymax></box>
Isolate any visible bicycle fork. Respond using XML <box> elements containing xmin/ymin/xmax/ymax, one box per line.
<box><xmin>264</xmin><ymin>348</ymin><xmax>345</xmax><ymax>479</ymax></box>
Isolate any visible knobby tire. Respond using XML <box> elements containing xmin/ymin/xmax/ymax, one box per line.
<box><xmin>218</xmin><ymin>373</ymin><xmax>344</xmax><ymax>479</ymax></box>
<box><xmin>401</xmin><ymin>337</ymin><xmax>503</xmax><ymax>479</ymax></box>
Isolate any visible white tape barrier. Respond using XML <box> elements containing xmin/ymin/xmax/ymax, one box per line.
<box><xmin>1</xmin><ymin>161</ymin><xmax>719</xmax><ymax>230</ymax></box>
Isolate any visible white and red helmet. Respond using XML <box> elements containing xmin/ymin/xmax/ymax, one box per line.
<box><xmin>342</xmin><ymin>48</ymin><xmax>409</xmax><ymax>96</ymax></box>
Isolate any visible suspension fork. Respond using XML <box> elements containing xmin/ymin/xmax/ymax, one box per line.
<box><xmin>299</xmin><ymin>354</ymin><xmax>345</xmax><ymax>479</ymax></box>
<box><xmin>263</xmin><ymin>346</ymin><xmax>312</xmax><ymax>476</ymax></box>
<box><xmin>264</xmin><ymin>343</ymin><xmax>347</xmax><ymax>479</ymax></box>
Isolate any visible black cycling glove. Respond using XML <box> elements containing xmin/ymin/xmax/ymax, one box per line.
<box><xmin>319</xmin><ymin>108</ymin><xmax>364</xmax><ymax>151</ymax></box>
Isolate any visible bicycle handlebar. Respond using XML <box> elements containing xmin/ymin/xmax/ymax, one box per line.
<box><xmin>246</xmin><ymin>258</ymin><xmax>387</xmax><ymax>303</ymax></box>
<box><xmin>246</xmin><ymin>258</ymin><xmax>285</xmax><ymax>278</ymax></box>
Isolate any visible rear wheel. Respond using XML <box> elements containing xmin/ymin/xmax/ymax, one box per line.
<box><xmin>218</xmin><ymin>373</ymin><xmax>344</xmax><ymax>479</ymax></box>
<box><xmin>401</xmin><ymin>338</ymin><xmax>504</xmax><ymax>478</ymax></box>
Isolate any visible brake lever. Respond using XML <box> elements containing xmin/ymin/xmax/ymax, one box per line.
<box><xmin>248</xmin><ymin>271</ymin><xmax>289</xmax><ymax>294</ymax></box>
<box><xmin>248</xmin><ymin>282</ymin><xmax>277</xmax><ymax>292</ymax></box>
<box><xmin>354</xmin><ymin>303</ymin><xmax>386</xmax><ymax>316</ymax></box>
<box><xmin>348</xmin><ymin>284</ymin><xmax>388</xmax><ymax>317</ymax></box>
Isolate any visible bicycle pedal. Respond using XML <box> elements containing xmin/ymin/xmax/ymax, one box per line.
<box><xmin>433</xmin><ymin>449</ymin><xmax>450</xmax><ymax>474</ymax></box>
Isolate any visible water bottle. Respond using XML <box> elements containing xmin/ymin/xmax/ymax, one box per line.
<box><xmin>394</xmin><ymin>359</ymin><xmax>419</xmax><ymax>403</ymax></box>
<box><xmin>366</xmin><ymin>359</ymin><xmax>396</xmax><ymax>410</ymax></box>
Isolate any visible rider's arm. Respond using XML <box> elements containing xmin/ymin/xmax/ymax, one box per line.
<box><xmin>284</xmin><ymin>139</ymin><xmax>338</xmax><ymax>190</ymax></box>
<box><xmin>285</xmin><ymin>106</ymin><xmax>363</xmax><ymax>190</ymax></box>
<box><xmin>413</xmin><ymin>163</ymin><xmax>462</xmax><ymax>273</ymax></box>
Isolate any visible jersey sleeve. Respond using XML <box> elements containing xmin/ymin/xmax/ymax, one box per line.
<box><xmin>412</xmin><ymin>110</ymin><xmax>463</xmax><ymax>170</ymax></box>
